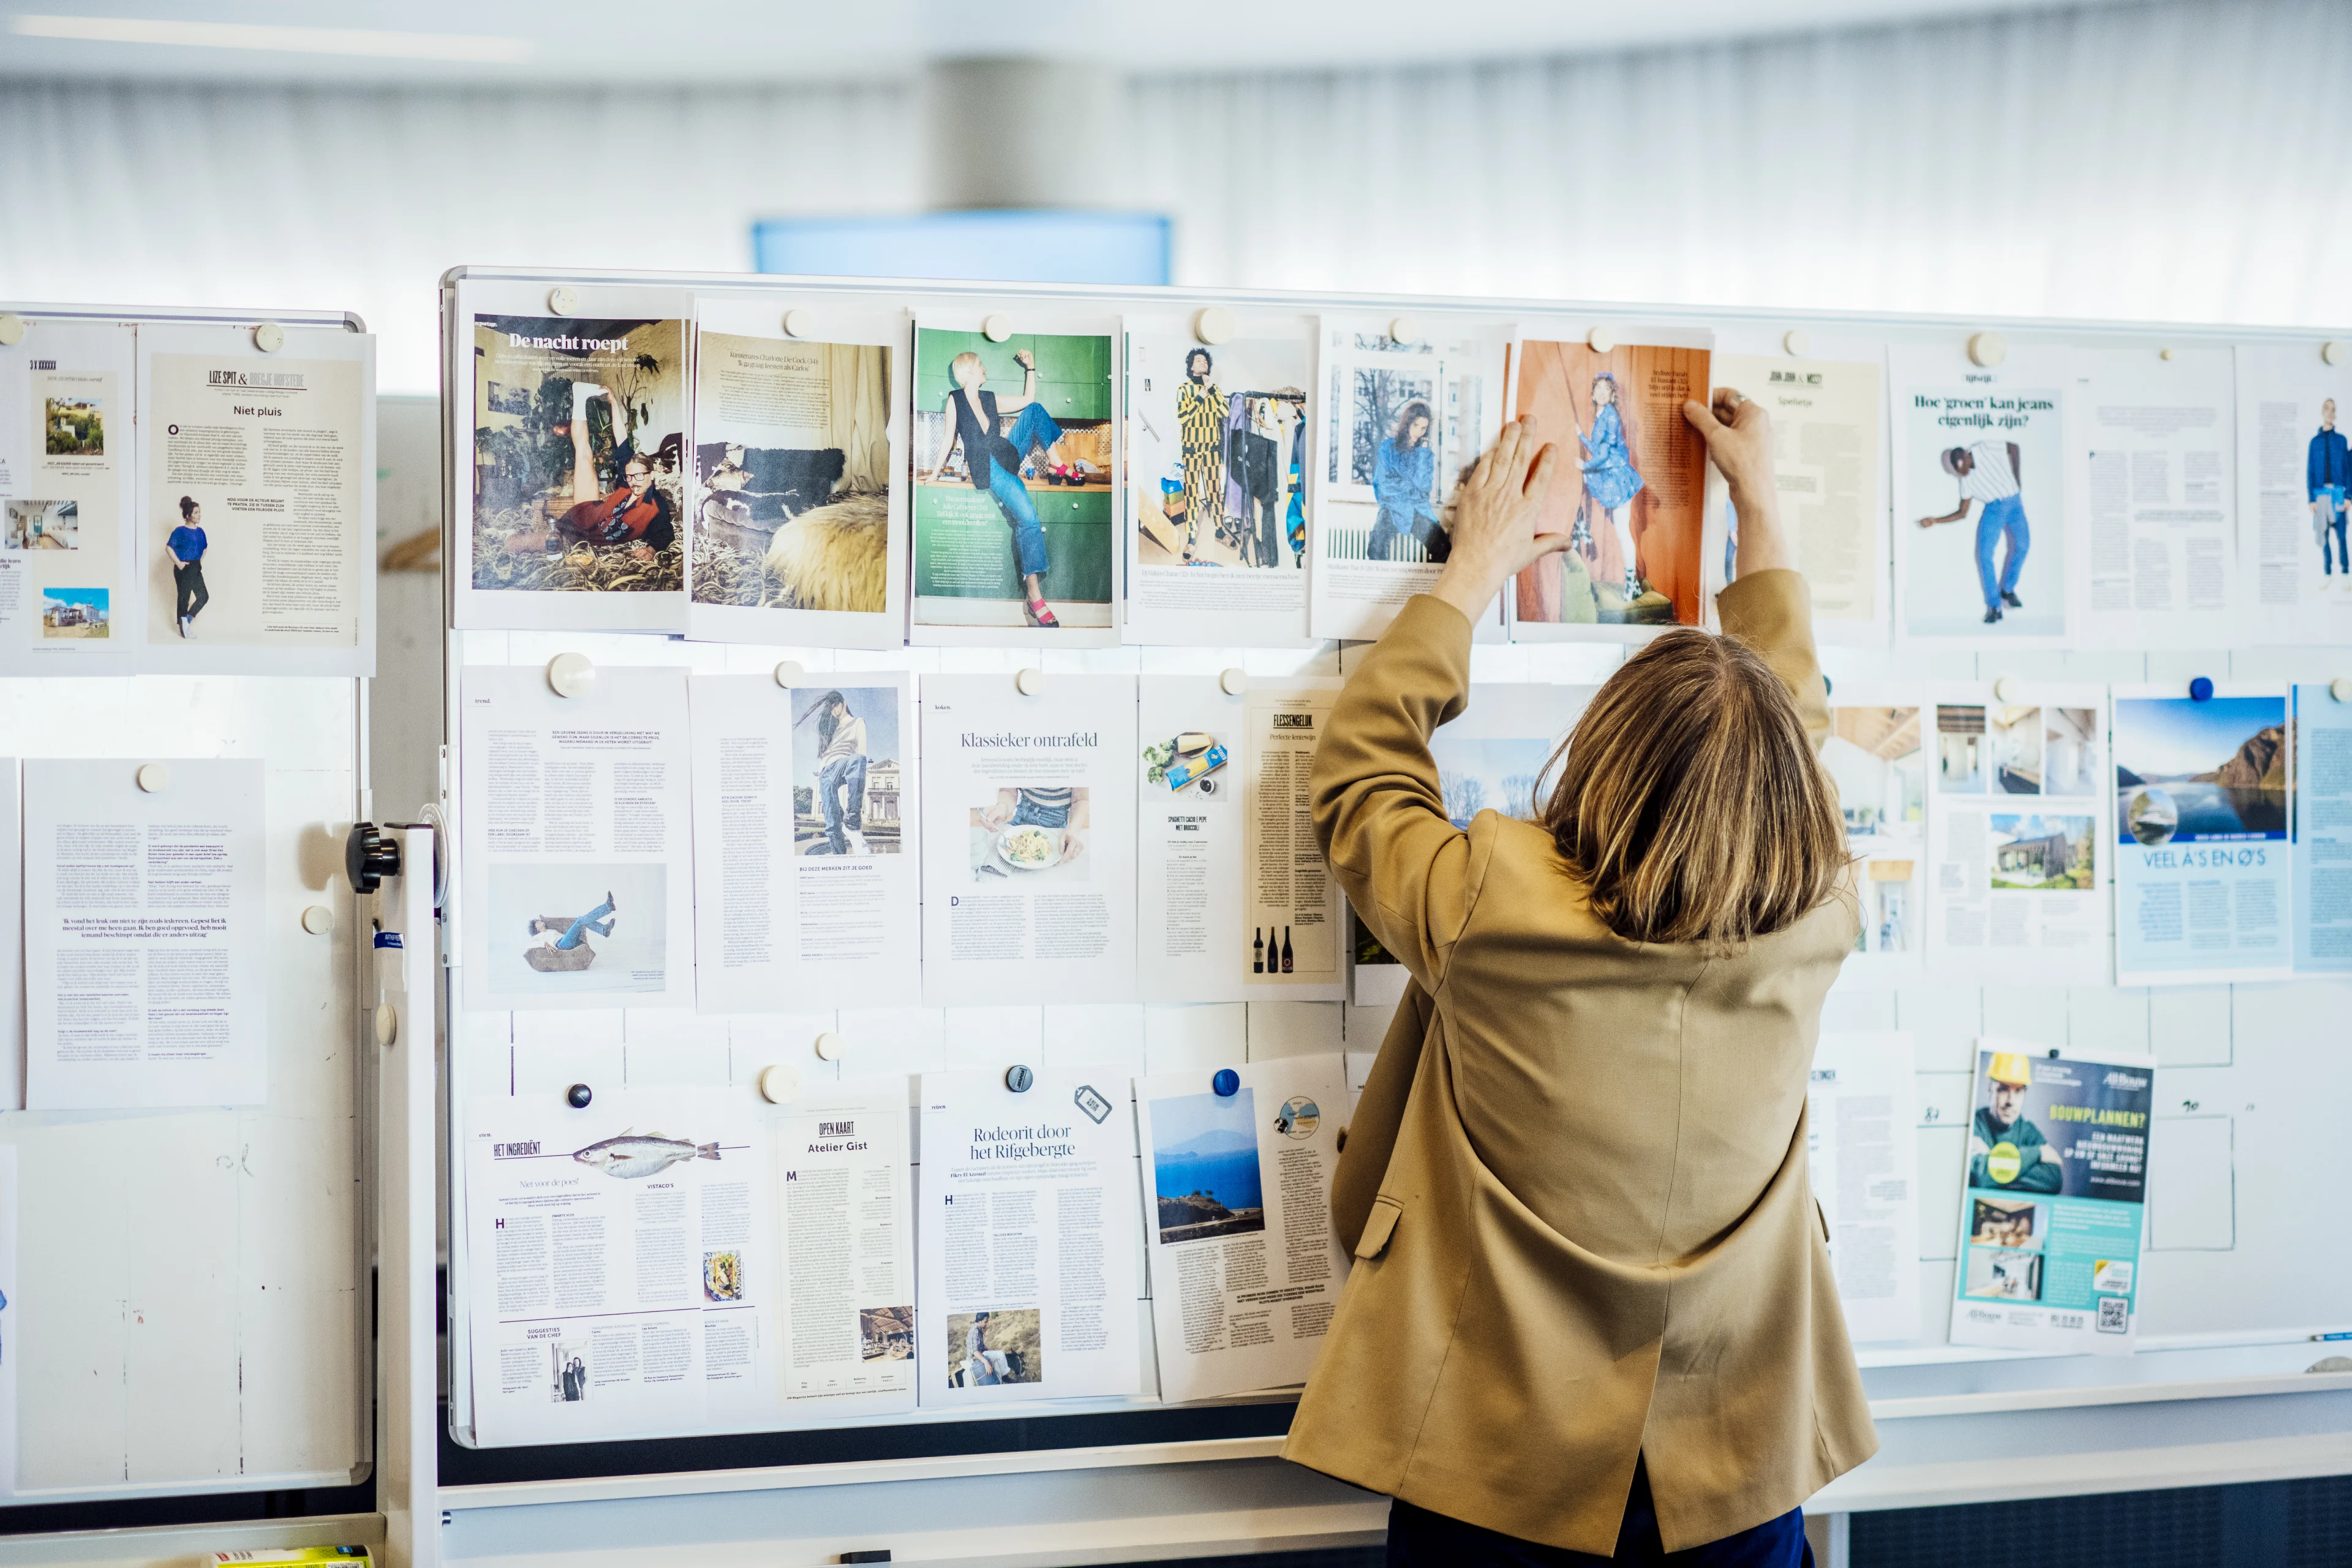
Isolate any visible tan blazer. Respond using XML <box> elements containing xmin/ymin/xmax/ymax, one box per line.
<box><xmin>1282</xmin><ymin>570</ymin><xmax>1875</xmax><ymax>1555</ymax></box>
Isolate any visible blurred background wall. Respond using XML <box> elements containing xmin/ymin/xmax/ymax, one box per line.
<box><xmin>4</xmin><ymin>0</ymin><xmax>2348</xmax><ymax>400</ymax></box>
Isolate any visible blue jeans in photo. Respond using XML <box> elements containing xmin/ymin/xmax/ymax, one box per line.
<box><xmin>1975</xmin><ymin>492</ymin><xmax>2030</xmax><ymax>608</ymax></box>
<box><xmin>987</xmin><ymin>401</ymin><xmax>1065</xmax><ymax>582</ymax></box>
<box><xmin>1010</xmin><ymin>791</ymin><xmax>1072</xmax><ymax>829</ymax></box>
<box><xmin>818</xmin><ymin>754</ymin><xmax>867</xmax><ymax>853</ymax></box>
<box><xmin>2320</xmin><ymin>486</ymin><xmax>2349</xmax><ymax>573</ymax></box>
<box><xmin>553</xmin><ymin>897</ymin><xmax>615</xmax><ymax>951</ymax></box>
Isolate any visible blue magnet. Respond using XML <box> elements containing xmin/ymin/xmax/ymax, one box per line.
<box><xmin>1212</xmin><ymin>1068</ymin><xmax>1241</xmax><ymax>1097</ymax></box>
<box><xmin>2189</xmin><ymin>677</ymin><xmax>2214</xmax><ymax>702</ymax></box>
<box><xmin>566</xmin><ymin>1083</ymin><xmax>592</xmax><ymax>1108</ymax></box>
<box><xmin>1822</xmin><ymin>674</ymin><xmax>1833</xmax><ymax>699</ymax></box>
<box><xmin>1003</xmin><ymin>1065</ymin><xmax>1035</xmax><ymax>1093</ymax></box>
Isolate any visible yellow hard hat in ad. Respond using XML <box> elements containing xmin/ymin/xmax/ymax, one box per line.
<box><xmin>1988</xmin><ymin>1052</ymin><xmax>2034</xmax><ymax>1087</ymax></box>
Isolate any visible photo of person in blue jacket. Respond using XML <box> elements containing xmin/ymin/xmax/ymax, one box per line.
<box><xmin>1365</xmin><ymin>400</ymin><xmax>1449</xmax><ymax>563</ymax></box>
<box><xmin>2312</xmin><ymin>398</ymin><xmax>2349</xmax><ymax>579</ymax></box>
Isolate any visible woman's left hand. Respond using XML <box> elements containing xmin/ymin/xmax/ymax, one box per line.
<box><xmin>1430</xmin><ymin>417</ymin><xmax>1564</xmax><ymax>621</ymax></box>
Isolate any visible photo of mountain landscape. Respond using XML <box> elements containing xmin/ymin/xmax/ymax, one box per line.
<box><xmin>1148</xmin><ymin>1088</ymin><xmax>1266</xmax><ymax>1244</ymax></box>
<box><xmin>2114</xmin><ymin>696</ymin><xmax>2287</xmax><ymax>845</ymax></box>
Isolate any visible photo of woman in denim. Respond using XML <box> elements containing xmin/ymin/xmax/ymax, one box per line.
<box><xmin>1577</xmin><ymin>371</ymin><xmax>1648</xmax><ymax>604</ymax></box>
<box><xmin>929</xmin><ymin>349</ymin><xmax>1069</xmax><ymax>627</ymax></box>
<box><xmin>1366</xmin><ymin>400</ymin><xmax>1449</xmax><ymax>563</ymax></box>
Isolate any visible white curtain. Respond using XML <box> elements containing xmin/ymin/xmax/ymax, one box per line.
<box><xmin>2</xmin><ymin>0</ymin><xmax>2347</xmax><ymax>394</ymax></box>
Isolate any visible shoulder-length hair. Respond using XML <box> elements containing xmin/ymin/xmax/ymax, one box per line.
<box><xmin>1392</xmin><ymin>399</ymin><xmax>1433</xmax><ymax>448</ymax></box>
<box><xmin>1539</xmin><ymin>628</ymin><xmax>1845</xmax><ymax>949</ymax></box>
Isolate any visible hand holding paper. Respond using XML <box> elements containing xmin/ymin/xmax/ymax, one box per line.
<box><xmin>1431</xmin><ymin>416</ymin><xmax>1566</xmax><ymax>621</ymax></box>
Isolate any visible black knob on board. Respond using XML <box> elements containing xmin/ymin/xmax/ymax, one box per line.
<box><xmin>345</xmin><ymin>822</ymin><xmax>401</xmax><ymax>895</ymax></box>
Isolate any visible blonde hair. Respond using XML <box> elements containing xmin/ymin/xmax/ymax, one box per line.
<box><xmin>949</xmin><ymin>351</ymin><xmax>984</xmax><ymax>382</ymax></box>
<box><xmin>1539</xmin><ymin>628</ymin><xmax>1845</xmax><ymax>949</ymax></box>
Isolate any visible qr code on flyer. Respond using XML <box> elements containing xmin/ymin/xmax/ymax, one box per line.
<box><xmin>2097</xmin><ymin>1296</ymin><xmax>2131</xmax><ymax>1334</ymax></box>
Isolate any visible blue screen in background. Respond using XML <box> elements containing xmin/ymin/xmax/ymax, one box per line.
<box><xmin>753</xmin><ymin>210</ymin><xmax>1171</xmax><ymax>286</ymax></box>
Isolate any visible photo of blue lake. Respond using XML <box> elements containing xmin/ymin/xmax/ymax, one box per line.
<box><xmin>1150</xmin><ymin>1088</ymin><xmax>1266</xmax><ymax>1243</ymax></box>
<box><xmin>2114</xmin><ymin>696</ymin><xmax>2288</xmax><ymax>844</ymax></box>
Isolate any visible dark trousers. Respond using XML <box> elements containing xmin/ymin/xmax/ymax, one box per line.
<box><xmin>173</xmin><ymin>562</ymin><xmax>209</xmax><ymax>621</ymax></box>
<box><xmin>1235</xmin><ymin>431</ymin><xmax>1281</xmax><ymax>567</ymax></box>
<box><xmin>1387</xmin><ymin>1460</ymin><xmax>1812</xmax><ymax>1568</ymax></box>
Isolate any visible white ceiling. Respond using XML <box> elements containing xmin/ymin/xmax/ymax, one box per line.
<box><xmin>0</xmin><ymin>0</ymin><xmax>2111</xmax><ymax>82</ymax></box>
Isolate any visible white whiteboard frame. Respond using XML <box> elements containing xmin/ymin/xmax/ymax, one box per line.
<box><xmin>428</xmin><ymin>266</ymin><xmax>2352</xmax><ymax>1568</ymax></box>
<box><xmin>0</xmin><ymin>302</ymin><xmax>375</xmax><ymax>1517</ymax></box>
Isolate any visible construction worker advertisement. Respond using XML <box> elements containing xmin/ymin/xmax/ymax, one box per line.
<box><xmin>1951</xmin><ymin>1041</ymin><xmax>2155</xmax><ymax>1355</ymax></box>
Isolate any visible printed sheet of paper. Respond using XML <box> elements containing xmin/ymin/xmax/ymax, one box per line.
<box><xmin>918</xmin><ymin>674</ymin><xmax>1137</xmax><ymax>1006</ymax></box>
<box><xmin>1949</xmin><ymin>1040</ymin><xmax>2152</xmax><ymax>1356</ymax></box>
<box><xmin>452</xmin><ymin>281</ymin><xmax>694</xmax><ymax>631</ymax></box>
<box><xmin>2294</xmin><ymin>684</ymin><xmax>2352</xmax><ymax>973</ymax></box>
<box><xmin>1137</xmin><ymin>676</ymin><xmax>1346</xmax><ymax>1003</ymax></box>
<box><xmin>686</xmin><ymin>299</ymin><xmax>905</xmax><ymax>648</ymax></box>
<box><xmin>2235</xmin><ymin>344</ymin><xmax>2352</xmax><ymax>646</ymax></box>
<box><xmin>1137</xmin><ymin>1055</ymin><xmax>1350</xmax><ymax>1401</ymax></box>
<box><xmin>1124</xmin><ymin>315</ymin><xmax>1314</xmax><ymax>645</ymax></box>
<box><xmin>0</xmin><ymin>320</ymin><xmax>139</xmax><ymax>673</ymax></box>
<box><xmin>2070</xmin><ymin>347</ymin><xmax>2237</xmax><ymax>648</ymax></box>
<box><xmin>458</xmin><ymin>665</ymin><xmax>696</xmax><ymax>1011</ymax></box>
<box><xmin>1711</xmin><ymin>351</ymin><xmax>1886</xmax><ymax>644</ymax></box>
<box><xmin>771</xmin><ymin>1083</ymin><xmax>917</xmax><ymax>1420</ymax></box>
<box><xmin>1891</xmin><ymin>343</ymin><xmax>2073</xmax><ymax>647</ymax></box>
<box><xmin>2113</xmin><ymin>687</ymin><xmax>2292</xmax><ymax>984</ymax></box>
<box><xmin>916</xmin><ymin>1068</ymin><xmax>1145</xmax><ymax>1408</ymax></box>
<box><xmin>1309</xmin><ymin>316</ymin><xmax>1506</xmax><ymax>642</ymax></box>
<box><xmin>1926</xmin><ymin>687</ymin><xmax>2110</xmax><ymax>984</ymax></box>
<box><xmin>138</xmin><ymin>324</ymin><xmax>372</xmax><ymax>674</ymax></box>
<box><xmin>23</xmin><ymin>759</ymin><xmax>266</xmax><ymax>1109</ymax></box>
<box><xmin>1807</xmin><ymin>1033</ymin><xmax>1920</xmax><ymax>1344</ymax></box>
<box><xmin>690</xmin><ymin>673</ymin><xmax>918</xmax><ymax>1012</ymax></box>
<box><xmin>464</xmin><ymin>1091</ymin><xmax>766</xmax><ymax>1444</ymax></box>
<box><xmin>910</xmin><ymin>312</ymin><xmax>1121</xmax><ymax>646</ymax></box>
<box><xmin>0</xmin><ymin>1147</ymin><xmax>15</xmax><ymax>1494</ymax></box>
<box><xmin>1509</xmin><ymin>325</ymin><xmax>1713</xmax><ymax>639</ymax></box>
<box><xmin>0</xmin><ymin>763</ymin><xmax>18</xmax><ymax>1112</ymax></box>
<box><xmin>1822</xmin><ymin>696</ymin><xmax>1929</xmax><ymax>986</ymax></box>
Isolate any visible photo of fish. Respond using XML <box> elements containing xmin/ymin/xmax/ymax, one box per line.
<box><xmin>571</xmin><ymin>1131</ymin><xmax>720</xmax><ymax>1180</ymax></box>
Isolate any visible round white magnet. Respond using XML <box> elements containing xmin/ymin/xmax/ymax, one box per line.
<box><xmin>2333</xmin><ymin>676</ymin><xmax>2352</xmax><ymax>703</ymax></box>
<box><xmin>1992</xmin><ymin>676</ymin><xmax>2021</xmax><ymax>703</ymax></box>
<box><xmin>301</xmin><ymin>905</ymin><xmax>334</xmax><ymax>935</ymax></box>
<box><xmin>814</xmin><ymin>1031</ymin><xmax>844</xmax><ymax>1061</ymax></box>
<box><xmin>548</xmin><ymin>287</ymin><xmax>578</xmax><ymax>316</ymax></box>
<box><xmin>982</xmin><ymin>313</ymin><xmax>1014</xmax><ymax>344</ymax></box>
<box><xmin>1967</xmin><ymin>331</ymin><xmax>2008</xmax><ymax>368</ymax></box>
<box><xmin>1194</xmin><ymin>306</ymin><xmax>1235</xmax><ymax>346</ymax></box>
<box><xmin>2326</xmin><ymin>341</ymin><xmax>2348</xmax><ymax>368</ymax></box>
<box><xmin>252</xmin><ymin>322</ymin><xmax>285</xmax><ymax>354</ymax></box>
<box><xmin>1587</xmin><ymin>325</ymin><xmax>1618</xmax><ymax>354</ymax></box>
<box><xmin>1015</xmin><ymin>667</ymin><xmax>1045</xmax><ymax>696</ymax></box>
<box><xmin>546</xmin><ymin>652</ymin><xmax>596</xmax><ymax>699</ymax></box>
<box><xmin>0</xmin><ymin>312</ymin><xmax>23</xmax><ymax>347</ymax></box>
<box><xmin>1389</xmin><ymin>315</ymin><xmax>1419</xmax><ymax>346</ymax></box>
<box><xmin>374</xmin><ymin>1003</ymin><xmax>399</xmax><ymax>1047</ymax></box>
<box><xmin>1219</xmin><ymin>667</ymin><xmax>1248</xmax><ymax>697</ymax></box>
<box><xmin>774</xmin><ymin>660</ymin><xmax>804</xmax><ymax>687</ymax></box>
<box><xmin>1782</xmin><ymin>329</ymin><xmax>1811</xmax><ymax>357</ymax></box>
<box><xmin>782</xmin><ymin>309</ymin><xmax>814</xmax><ymax>338</ymax></box>
<box><xmin>2160</xmin><ymin>347</ymin><xmax>2177</xmax><ymax>361</ymax></box>
<box><xmin>136</xmin><ymin>763</ymin><xmax>169</xmax><ymax>793</ymax></box>
<box><xmin>758</xmin><ymin>1063</ymin><xmax>802</xmax><ymax>1104</ymax></box>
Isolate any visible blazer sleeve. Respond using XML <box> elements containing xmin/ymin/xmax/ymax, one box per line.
<box><xmin>1329</xmin><ymin>980</ymin><xmax>1433</xmax><ymax>1254</ymax></box>
<box><xmin>1717</xmin><ymin>568</ymin><xmax>1828</xmax><ymax>754</ymax></box>
<box><xmin>1310</xmin><ymin>594</ymin><xmax>1479</xmax><ymax>995</ymax></box>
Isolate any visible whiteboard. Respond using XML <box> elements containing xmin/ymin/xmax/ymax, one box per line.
<box><xmin>430</xmin><ymin>270</ymin><xmax>2352</xmax><ymax>1541</ymax></box>
<box><xmin>0</xmin><ymin>304</ymin><xmax>369</xmax><ymax>1510</ymax></box>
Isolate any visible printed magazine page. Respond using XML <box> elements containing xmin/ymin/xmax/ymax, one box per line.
<box><xmin>453</xmin><ymin>282</ymin><xmax>695</xmax><ymax>631</ymax></box>
<box><xmin>1124</xmin><ymin>314</ymin><xmax>1314</xmax><ymax>645</ymax></box>
<box><xmin>1948</xmin><ymin>1041</ymin><xmax>2153</xmax><ymax>1356</ymax></box>
<box><xmin>2112</xmin><ymin>687</ymin><xmax>2292</xmax><ymax>984</ymax></box>
<box><xmin>464</xmin><ymin>1090</ymin><xmax>766</xmax><ymax>1444</ymax></box>
<box><xmin>1807</xmin><ymin>1033</ymin><xmax>1921</xmax><ymax>1344</ymax></box>
<box><xmin>911</xmin><ymin>313</ymin><xmax>1120</xmax><ymax>645</ymax></box>
<box><xmin>2234</xmin><ymin>343</ymin><xmax>2352</xmax><ymax>646</ymax></box>
<box><xmin>685</xmin><ymin>297</ymin><xmax>905</xmax><ymax>648</ymax></box>
<box><xmin>1925</xmin><ymin>684</ymin><xmax>2110</xmax><ymax>984</ymax></box>
<box><xmin>690</xmin><ymin>673</ymin><xmax>918</xmax><ymax>1012</ymax></box>
<box><xmin>771</xmin><ymin>1083</ymin><xmax>917</xmax><ymax>1420</ymax></box>
<box><xmin>918</xmin><ymin>673</ymin><xmax>1138</xmax><ymax>1006</ymax></box>
<box><xmin>23</xmin><ymin>758</ymin><xmax>266</xmax><ymax>1110</ymax></box>
<box><xmin>2068</xmin><ymin>346</ymin><xmax>2236</xmax><ymax>649</ymax></box>
<box><xmin>1822</xmin><ymin>695</ymin><xmax>1929</xmax><ymax>986</ymax></box>
<box><xmin>1137</xmin><ymin>1055</ymin><xmax>1351</xmax><ymax>1401</ymax></box>
<box><xmin>458</xmin><ymin>665</ymin><xmax>697</xmax><ymax>1012</ymax></box>
<box><xmin>1509</xmin><ymin>325</ymin><xmax>1712</xmax><ymax>639</ymax></box>
<box><xmin>0</xmin><ymin>320</ymin><xmax>138</xmax><ymax>674</ymax></box>
<box><xmin>139</xmin><ymin>323</ymin><xmax>372</xmax><ymax>674</ymax></box>
<box><xmin>916</xmin><ymin>1068</ymin><xmax>1145</xmax><ymax>1407</ymax></box>
<box><xmin>2294</xmin><ymin>682</ymin><xmax>2352</xmax><ymax>973</ymax></box>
